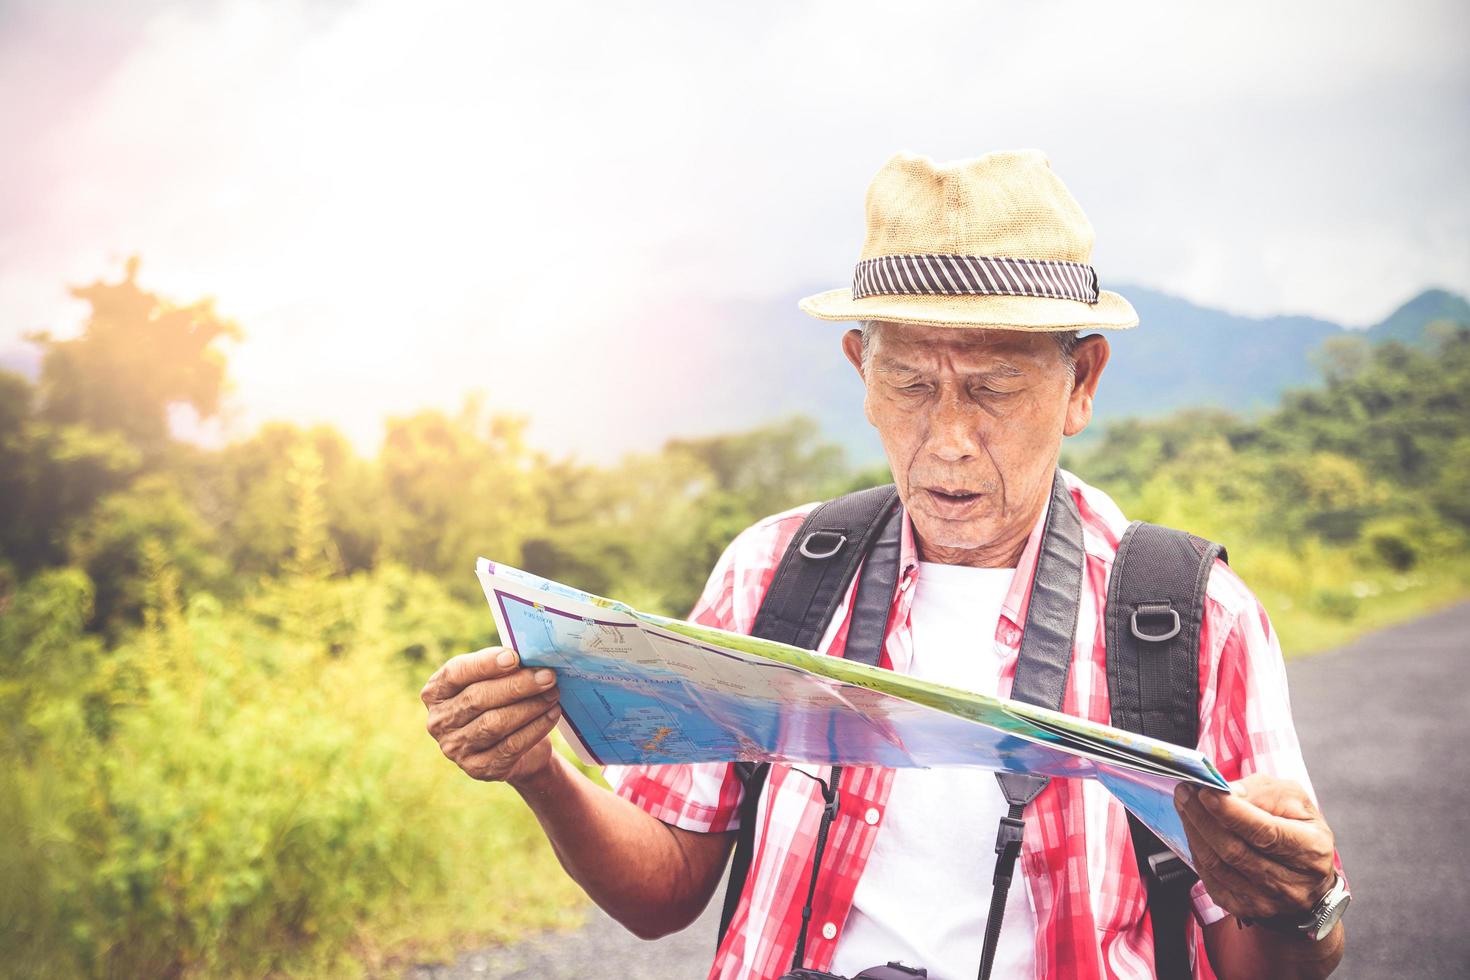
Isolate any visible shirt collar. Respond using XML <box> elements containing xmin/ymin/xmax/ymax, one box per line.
<box><xmin>896</xmin><ymin>489</ymin><xmax>1053</xmax><ymax>632</ymax></box>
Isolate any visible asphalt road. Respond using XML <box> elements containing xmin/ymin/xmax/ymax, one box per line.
<box><xmin>1285</xmin><ymin>602</ymin><xmax>1470</xmax><ymax>979</ymax></box>
<box><xmin>405</xmin><ymin>602</ymin><xmax>1470</xmax><ymax>980</ymax></box>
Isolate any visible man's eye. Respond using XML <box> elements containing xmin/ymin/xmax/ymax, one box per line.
<box><xmin>896</xmin><ymin>384</ymin><xmax>931</xmax><ymax>395</ymax></box>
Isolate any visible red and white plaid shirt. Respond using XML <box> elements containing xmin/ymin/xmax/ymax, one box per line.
<box><xmin>604</xmin><ymin>470</ymin><xmax>1332</xmax><ymax>980</ymax></box>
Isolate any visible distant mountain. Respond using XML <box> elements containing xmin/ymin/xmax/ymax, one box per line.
<box><xmin>1099</xmin><ymin>286</ymin><xmax>1343</xmax><ymax>423</ymax></box>
<box><xmin>670</xmin><ymin>285</ymin><xmax>1470</xmax><ymax>464</ymax></box>
<box><xmin>1364</xmin><ymin>288</ymin><xmax>1470</xmax><ymax>346</ymax></box>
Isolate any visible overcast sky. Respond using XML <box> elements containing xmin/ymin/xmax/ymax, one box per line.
<box><xmin>2</xmin><ymin>0</ymin><xmax>1466</xmax><ymax>455</ymax></box>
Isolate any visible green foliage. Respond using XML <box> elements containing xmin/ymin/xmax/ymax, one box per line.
<box><xmin>0</xmin><ymin>256</ymin><xmax>236</xmax><ymax>579</ymax></box>
<box><xmin>283</xmin><ymin>439</ymin><xmax>335</xmax><ymax>581</ymax></box>
<box><xmin>66</xmin><ymin>473</ymin><xmax>226</xmax><ymax>633</ymax></box>
<box><xmin>378</xmin><ymin>400</ymin><xmax>547</xmax><ymax>597</ymax></box>
<box><xmin>1263</xmin><ymin>332</ymin><xmax>1470</xmax><ymax>490</ymax></box>
<box><xmin>31</xmin><ymin>257</ymin><xmax>240</xmax><ymax>453</ymax></box>
<box><xmin>0</xmin><ymin>566</ymin><xmax>577</xmax><ymax>978</ymax></box>
<box><xmin>202</xmin><ymin>423</ymin><xmax>387</xmax><ymax>579</ymax></box>
<box><xmin>0</xmin><ymin>406</ymin><xmax>143</xmax><ymax>575</ymax></box>
<box><xmin>523</xmin><ymin>417</ymin><xmax>851</xmax><ymax>615</ymax></box>
<box><xmin>1072</xmin><ymin>325</ymin><xmax>1470</xmax><ymax>654</ymax></box>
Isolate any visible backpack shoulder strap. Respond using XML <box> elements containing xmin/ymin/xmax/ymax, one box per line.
<box><xmin>995</xmin><ymin>470</ymin><xmax>1087</xmax><ymax>809</ymax></box>
<box><xmin>1106</xmin><ymin>520</ymin><xmax>1228</xmax><ymax>980</ymax></box>
<box><xmin>982</xmin><ymin>471</ymin><xmax>1085</xmax><ymax>980</ymax></box>
<box><xmin>747</xmin><ymin>484</ymin><xmax>901</xmax><ymax>650</ymax></box>
<box><xmin>717</xmin><ymin>484</ymin><xmax>902</xmax><ymax>948</ymax></box>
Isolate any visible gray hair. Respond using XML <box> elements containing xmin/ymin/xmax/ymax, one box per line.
<box><xmin>859</xmin><ymin>320</ymin><xmax>1081</xmax><ymax>381</ymax></box>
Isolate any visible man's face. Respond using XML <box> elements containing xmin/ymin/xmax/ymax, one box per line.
<box><xmin>842</xmin><ymin>321</ymin><xmax>1108</xmax><ymax>566</ymax></box>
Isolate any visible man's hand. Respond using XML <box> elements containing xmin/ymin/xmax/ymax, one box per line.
<box><xmin>421</xmin><ymin>647</ymin><xmax>732</xmax><ymax>941</ymax></box>
<box><xmin>421</xmin><ymin>646</ymin><xmax>562</xmax><ymax>787</ymax></box>
<box><xmin>1175</xmin><ymin>773</ymin><xmax>1337</xmax><ymax>921</ymax></box>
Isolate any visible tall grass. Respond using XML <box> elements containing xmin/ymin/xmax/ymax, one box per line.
<box><xmin>0</xmin><ymin>565</ymin><xmax>583</xmax><ymax>978</ymax></box>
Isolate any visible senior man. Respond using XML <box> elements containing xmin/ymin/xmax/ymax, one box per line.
<box><xmin>422</xmin><ymin>151</ymin><xmax>1347</xmax><ymax>980</ymax></box>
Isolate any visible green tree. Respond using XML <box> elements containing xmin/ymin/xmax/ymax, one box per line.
<box><xmin>31</xmin><ymin>257</ymin><xmax>240</xmax><ymax>455</ymax></box>
<box><xmin>283</xmin><ymin>440</ymin><xmax>334</xmax><ymax>581</ymax></box>
<box><xmin>0</xmin><ymin>370</ymin><xmax>141</xmax><ymax>575</ymax></box>
<box><xmin>379</xmin><ymin>398</ymin><xmax>547</xmax><ymax>595</ymax></box>
<box><xmin>1265</xmin><ymin>328</ymin><xmax>1470</xmax><ymax>523</ymax></box>
<box><xmin>66</xmin><ymin>473</ymin><xmax>223</xmax><ymax>632</ymax></box>
<box><xmin>203</xmin><ymin>423</ymin><xmax>386</xmax><ymax>579</ymax></box>
<box><xmin>523</xmin><ymin>417</ymin><xmax>852</xmax><ymax>615</ymax></box>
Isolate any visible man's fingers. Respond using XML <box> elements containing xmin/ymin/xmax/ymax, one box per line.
<box><xmin>1192</xmin><ymin>782</ymin><xmax>1318</xmax><ymax>855</ymax></box>
<box><xmin>1193</xmin><ymin>786</ymin><xmax>1289</xmax><ymax>846</ymax></box>
<box><xmin>1178</xmin><ymin>807</ymin><xmax>1273</xmax><ymax>919</ymax></box>
<box><xmin>1182</xmin><ymin>789</ymin><xmax>1285</xmax><ymax>869</ymax></box>
<box><xmin>421</xmin><ymin>646</ymin><xmax>521</xmax><ymax>704</ymax></box>
<box><xmin>1193</xmin><ymin>786</ymin><xmax>1332</xmax><ymax>873</ymax></box>
<box><xmin>1182</xmin><ymin>793</ymin><xmax>1273</xmax><ymax>874</ymax></box>
<box><xmin>1233</xmin><ymin>773</ymin><xmax>1317</xmax><ymax>821</ymax></box>
<box><xmin>440</xmin><ymin>690</ymin><xmax>561</xmax><ymax>756</ymax></box>
<box><xmin>428</xmin><ymin>668</ymin><xmax>558</xmax><ymax>734</ymax></box>
<box><xmin>457</xmin><ymin>704</ymin><xmax>562</xmax><ymax>781</ymax></box>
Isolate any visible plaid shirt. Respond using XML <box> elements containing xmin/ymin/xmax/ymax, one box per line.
<box><xmin>604</xmin><ymin>470</ymin><xmax>1331</xmax><ymax>980</ymax></box>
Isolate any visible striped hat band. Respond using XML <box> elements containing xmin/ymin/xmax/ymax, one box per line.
<box><xmin>851</xmin><ymin>253</ymin><xmax>1099</xmax><ymax>304</ymax></box>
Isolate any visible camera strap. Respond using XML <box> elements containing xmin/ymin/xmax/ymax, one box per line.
<box><xmin>790</xmin><ymin>765</ymin><xmax>845</xmax><ymax>972</ymax></box>
<box><xmin>974</xmin><ymin>472</ymin><xmax>1084</xmax><ymax>980</ymax></box>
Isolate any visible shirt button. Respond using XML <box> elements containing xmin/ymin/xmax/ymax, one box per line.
<box><xmin>821</xmin><ymin>922</ymin><xmax>837</xmax><ymax>940</ymax></box>
<box><xmin>864</xmin><ymin>807</ymin><xmax>881</xmax><ymax>825</ymax></box>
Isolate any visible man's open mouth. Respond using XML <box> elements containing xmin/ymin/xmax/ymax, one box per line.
<box><xmin>924</xmin><ymin>487</ymin><xmax>984</xmax><ymax>508</ymax></box>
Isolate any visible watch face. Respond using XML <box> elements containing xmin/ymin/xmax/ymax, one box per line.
<box><xmin>1308</xmin><ymin>888</ymin><xmax>1351</xmax><ymax>941</ymax></box>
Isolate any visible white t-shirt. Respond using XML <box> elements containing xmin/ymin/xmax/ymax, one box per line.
<box><xmin>829</xmin><ymin>561</ymin><xmax>1037</xmax><ymax>980</ymax></box>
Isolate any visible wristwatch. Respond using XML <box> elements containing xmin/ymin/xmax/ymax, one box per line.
<box><xmin>1256</xmin><ymin>873</ymin><xmax>1351</xmax><ymax>941</ymax></box>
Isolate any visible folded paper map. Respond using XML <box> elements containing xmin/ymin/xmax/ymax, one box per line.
<box><xmin>476</xmin><ymin>558</ymin><xmax>1230</xmax><ymax>867</ymax></box>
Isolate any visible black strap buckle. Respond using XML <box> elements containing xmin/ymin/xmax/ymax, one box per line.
<box><xmin>993</xmin><ymin>814</ymin><xmax>1026</xmax><ymax>856</ymax></box>
<box><xmin>1130</xmin><ymin>602</ymin><xmax>1182</xmax><ymax>642</ymax></box>
<box><xmin>1146</xmin><ymin>848</ymin><xmax>1195</xmax><ymax>887</ymax></box>
<box><xmin>822</xmin><ymin>786</ymin><xmax>841</xmax><ymax>822</ymax></box>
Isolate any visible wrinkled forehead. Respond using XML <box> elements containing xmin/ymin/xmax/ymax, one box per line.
<box><xmin>866</xmin><ymin>320</ymin><xmax>1056</xmax><ymax>370</ymax></box>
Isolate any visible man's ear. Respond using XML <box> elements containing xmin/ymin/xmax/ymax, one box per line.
<box><xmin>1063</xmin><ymin>334</ymin><xmax>1109</xmax><ymax>437</ymax></box>
<box><xmin>840</xmin><ymin>328</ymin><xmax>877</xmax><ymax>428</ymax></box>
<box><xmin>841</xmin><ymin>328</ymin><xmax>865</xmax><ymax>377</ymax></box>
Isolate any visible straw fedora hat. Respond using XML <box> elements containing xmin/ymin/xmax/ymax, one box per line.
<box><xmin>799</xmin><ymin>149</ymin><xmax>1137</xmax><ymax>332</ymax></box>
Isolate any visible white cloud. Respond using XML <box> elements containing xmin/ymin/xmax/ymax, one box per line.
<box><xmin>1</xmin><ymin>0</ymin><xmax>1465</xmax><ymax>455</ymax></box>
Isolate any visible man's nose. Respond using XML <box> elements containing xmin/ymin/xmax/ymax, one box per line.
<box><xmin>924</xmin><ymin>389</ymin><xmax>984</xmax><ymax>463</ymax></box>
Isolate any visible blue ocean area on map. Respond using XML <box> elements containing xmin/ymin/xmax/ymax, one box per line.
<box><xmin>497</xmin><ymin>594</ymin><xmax>775</xmax><ymax>764</ymax></box>
<box><xmin>1096</xmin><ymin>767</ymin><xmax>1196</xmax><ymax>862</ymax></box>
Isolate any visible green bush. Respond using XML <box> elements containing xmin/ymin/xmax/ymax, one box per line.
<box><xmin>0</xmin><ymin>566</ymin><xmax>583</xmax><ymax>978</ymax></box>
<box><xmin>1309</xmin><ymin>588</ymin><xmax>1360</xmax><ymax>622</ymax></box>
<box><xmin>1361</xmin><ymin>516</ymin><xmax>1421</xmax><ymax>571</ymax></box>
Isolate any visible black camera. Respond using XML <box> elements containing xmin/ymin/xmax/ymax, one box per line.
<box><xmin>780</xmin><ymin>961</ymin><xmax>927</xmax><ymax>979</ymax></box>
